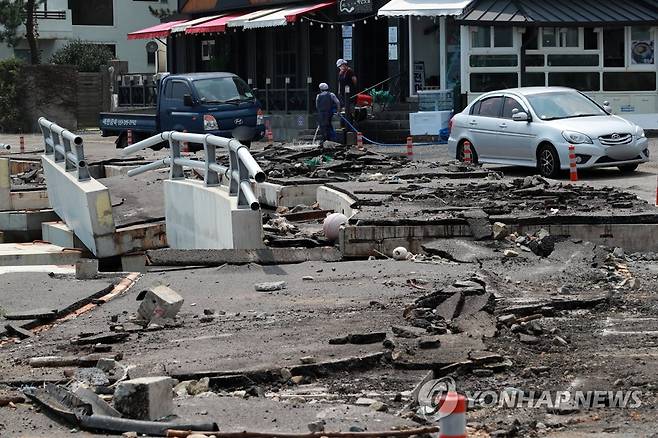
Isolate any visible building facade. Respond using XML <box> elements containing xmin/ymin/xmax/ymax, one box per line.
<box><xmin>0</xmin><ymin>0</ymin><xmax>174</xmax><ymax>73</ymax></box>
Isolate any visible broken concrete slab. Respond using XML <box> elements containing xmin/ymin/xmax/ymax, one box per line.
<box><xmin>5</xmin><ymin>323</ymin><xmax>34</xmax><ymax>338</ymax></box>
<box><xmin>391</xmin><ymin>325</ymin><xmax>427</xmax><ymax>339</ymax></box>
<box><xmin>71</xmin><ymin>332</ymin><xmax>130</xmax><ymax>346</ymax></box>
<box><xmin>254</xmin><ymin>281</ymin><xmax>287</xmax><ymax>292</ymax></box>
<box><xmin>459</xmin><ymin>292</ymin><xmax>496</xmax><ymax>318</ymax></box>
<box><xmin>435</xmin><ymin>292</ymin><xmax>464</xmax><ymax>321</ymax></box>
<box><xmin>113</xmin><ymin>376</ymin><xmax>173</xmax><ymax>421</ymax></box>
<box><xmin>146</xmin><ymin>246</ymin><xmax>342</xmax><ymax>266</ymax></box>
<box><xmin>4</xmin><ymin>308</ymin><xmax>57</xmax><ymax>320</ymax></box>
<box><xmin>462</xmin><ymin>209</ymin><xmax>492</xmax><ymax>240</ymax></box>
<box><xmin>0</xmin><ymin>242</ymin><xmax>82</xmax><ymax>266</ymax></box>
<box><xmin>451</xmin><ymin>311</ymin><xmax>497</xmax><ymax>338</ymax></box>
<box><xmin>421</xmin><ymin>239</ymin><xmax>499</xmax><ymax>263</ymax></box>
<box><xmin>329</xmin><ymin>332</ymin><xmax>387</xmax><ymax>345</ymax></box>
<box><xmin>392</xmin><ymin>333</ymin><xmax>485</xmax><ymax>369</ymax></box>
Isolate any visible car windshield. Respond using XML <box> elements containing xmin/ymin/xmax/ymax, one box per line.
<box><xmin>526</xmin><ymin>91</ymin><xmax>606</xmax><ymax>121</ymax></box>
<box><xmin>194</xmin><ymin>77</ymin><xmax>254</xmax><ymax>103</ymax></box>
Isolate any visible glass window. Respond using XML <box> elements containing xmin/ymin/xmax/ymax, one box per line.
<box><xmin>522</xmin><ymin>29</ymin><xmax>538</xmax><ymax>50</ymax></box>
<box><xmin>470</xmin><ymin>73</ymin><xmax>518</xmax><ymax>92</ymax></box>
<box><xmin>472</xmin><ymin>27</ymin><xmax>491</xmax><ymax>48</ymax></box>
<box><xmin>548</xmin><ymin>72</ymin><xmax>600</xmax><ymax>91</ymax></box>
<box><xmin>523</xmin><ymin>72</ymin><xmax>545</xmax><ymax>87</ymax></box>
<box><xmin>470</xmin><ymin>100</ymin><xmax>481</xmax><ymax>115</ymax></box>
<box><xmin>171</xmin><ymin>82</ymin><xmax>191</xmax><ymax>101</ymax></box>
<box><xmin>630</xmin><ymin>26</ymin><xmax>655</xmax><ymax>65</ymax></box>
<box><xmin>524</xmin><ymin>54</ymin><xmax>544</xmax><ymax>67</ymax></box>
<box><xmin>584</xmin><ymin>28</ymin><xmax>598</xmax><ymax>50</ymax></box>
<box><xmin>475</xmin><ymin>96</ymin><xmax>504</xmax><ymax>117</ymax></box>
<box><xmin>526</xmin><ymin>91</ymin><xmax>606</xmax><ymax>121</ymax></box>
<box><xmin>68</xmin><ymin>0</ymin><xmax>113</xmax><ymax>25</ymax></box>
<box><xmin>561</xmin><ymin>28</ymin><xmax>578</xmax><ymax>47</ymax></box>
<box><xmin>604</xmin><ymin>27</ymin><xmax>625</xmax><ymax>67</ymax></box>
<box><xmin>547</xmin><ymin>54</ymin><xmax>599</xmax><ymax>66</ymax></box>
<box><xmin>194</xmin><ymin>77</ymin><xmax>254</xmax><ymax>103</ymax></box>
<box><xmin>502</xmin><ymin>97</ymin><xmax>525</xmax><ymax>119</ymax></box>
<box><xmin>542</xmin><ymin>28</ymin><xmax>557</xmax><ymax>47</ymax></box>
<box><xmin>494</xmin><ymin>27</ymin><xmax>513</xmax><ymax>47</ymax></box>
<box><xmin>603</xmin><ymin>72</ymin><xmax>656</xmax><ymax>91</ymax></box>
<box><xmin>470</xmin><ymin>55</ymin><xmax>518</xmax><ymax>67</ymax></box>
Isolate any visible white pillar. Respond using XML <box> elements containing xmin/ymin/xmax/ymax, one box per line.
<box><xmin>439</xmin><ymin>16</ymin><xmax>447</xmax><ymax>90</ymax></box>
<box><xmin>460</xmin><ymin>25</ymin><xmax>469</xmax><ymax>95</ymax></box>
<box><xmin>408</xmin><ymin>17</ymin><xmax>414</xmax><ymax>97</ymax></box>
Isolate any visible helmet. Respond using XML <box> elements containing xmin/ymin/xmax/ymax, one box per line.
<box><xmin>336</xmin><ymin>59</ymin><xmax>347</xmax><ymax>68</ymax></box>
<box><xmin>319</xmin><ymin>82</ymin><xmax>329</xmax><ymax>91</ymax></box>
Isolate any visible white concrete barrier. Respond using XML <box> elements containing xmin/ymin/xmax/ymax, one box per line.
<box><xmin>164</xmin><ymin>179</ymin><xmax>264</xmax><ymax>250</ymax></box>
<box><xmin>0</xmin><ymin>158</ymin><xmax>50</xmax><ymax>212</ymax></box>
<box><xmin>41</xmin><ymin>154</ymin><xmax>115</xmax><ymax>255</ymax></box>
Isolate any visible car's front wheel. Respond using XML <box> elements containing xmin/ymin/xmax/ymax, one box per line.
<box><xmin>618</xmin><ymin>163</ymin><xmax>639</xmax><ymax>174</ymax></box>
<box><xmin>537</xmin><ymin>144</ymin><xmax>561</xmax><ymax>178</ymax></box>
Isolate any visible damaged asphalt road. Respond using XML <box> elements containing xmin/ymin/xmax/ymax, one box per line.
<box><xmin>2</xmin><ymin>238</ymin><xmax>658</xmax><ymax>436</ymax></box>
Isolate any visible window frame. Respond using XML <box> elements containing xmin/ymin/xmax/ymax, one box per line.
<box><xmin>501</xmin><ymin>95</ymin><xmax>528</xmax><ymax>119</ymax></box>
<box><xmin>473</xmin><ymin>95</ymin><xmax>505</xmax><ymax>118</ymax></box>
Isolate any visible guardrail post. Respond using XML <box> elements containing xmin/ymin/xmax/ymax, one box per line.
<box><xmin>41</xmin><ymin>124</ymin><xmax>53</xmax><ymax>155</ymax></box>
<box><xmin>228</xmin><ymin>142</ymin><xmax>239</xmax><ymax>197</ymax></box>
<box><xmin>62</xmin><ymin>136</ymin><xmax>75</xmax><ymax>172</ymax></box>
<box><xmin>52</xmin><ymin>131</ymin><xmax>64</xmax><ymax>163</ymax></box>
<box><xmin>75</xmin><ymin>141</ymin><xmax>90</xmax><ymax>181</ymax></box>
<box><xmin>203</xmin><ymin>135</ymin><xmax>219</xmax><ymax>187</ymax></box>
<box><xmin>169</xmin><ymin>133</ymin><xmax>184</xmax><ymax>180</ymax></box>
<box><xmin>307</xmin><ymin>76</ymin><xmax>313</xmax><ymax>114</ymax></box>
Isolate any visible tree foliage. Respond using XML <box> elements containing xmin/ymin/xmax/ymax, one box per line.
<box><xmin>0</xmin><ymin>0</ymin><xmax>42</xmax><ymax>63</ymax></box>
<box><xmin>50</xmin><ymin>40</ymin><xmax>114</xmax><ymax>72</ymax></box>
<box><xmin>148</xmin><ymin>5</ymin><xmax>175</xmax><ymax>19</ymax></box>
<box><xmin>0</xmin><ymin>58</ymin><xmax>24</xmax><ymax>132</ymax></box>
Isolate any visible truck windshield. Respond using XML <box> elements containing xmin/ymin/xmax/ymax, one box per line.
<box><xmin>194</xmin><ymin>77</ymin><xmax>254</xmax><ymax>104</ymax></box>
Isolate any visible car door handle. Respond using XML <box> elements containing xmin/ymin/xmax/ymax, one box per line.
<box><xmin>499</xmin><ymin>123</ymin><xmax>508</xmax><ymax>128</ymax></box>
<box><xmin>469</xmin><ymin>120</ymin><xmax>478</xmax><ymax>125</ymax></box>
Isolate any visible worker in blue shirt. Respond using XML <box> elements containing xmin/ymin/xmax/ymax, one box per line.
<box><xmin>316</xmin><ymin>82</ymin><xmax>340</xmax><ymax>146</ymax></box>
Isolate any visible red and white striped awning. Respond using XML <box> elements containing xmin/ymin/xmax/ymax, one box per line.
<box><xmin>185</xmin><ymin>12</ymin><xmax>247</xmax><ymax>34</ymax></box>
<box><xmin>241</xmin><ymin>1</ymin><xmax>335</xmax><ymax>29</ymax></box>
<box><xmin>127</xmin><ymin>20</ymin><xmax>188</xmax><ymax>40</ymax></box>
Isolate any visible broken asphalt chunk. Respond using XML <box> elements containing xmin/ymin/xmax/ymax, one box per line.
<box><xmin>391</xmin><ymin>325</ymin><xmax>427</xmax><ymax>339</ymax></box>
<box><xmin>4</xmin><ymin>308</ymin><xmax>57</xmax><ymax>320</ymax></box>
<box><xmin>5</xmin><ymin>323</ymin><xmax>33</xmax><ymax>339</ymax></box>
<box><xmin>329</xmin><ymin>332</ymin><xmax>387</xmax><ymax>345</ymax></box>
<box><xmin>71</xmin><ymin>332</ymin><xmax>129</xmax><ymax>346</ymax></box>
<box><xmin>435</xmin><ymin>292</ymin><xmax>464</xmax><ymax>321</ymax></box>
<box><xmin>254</xmin><ymin>281</ymin><xmax>288</xmax><ymax>292</ymax></box>
<box><xmin>451</xmin><ymin>311</ymin><xmax>497</xmax><ymax>338</ymax></box>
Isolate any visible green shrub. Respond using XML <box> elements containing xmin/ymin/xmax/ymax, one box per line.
<box><xmin>50</xmin><ymin>40</ymin><xmax>114</xmax><ymax>72</ymax></box>
<box><xmin>0</xmin><ymin>58</ymin><xmax>24</xmax><ymax>132</ymax></box>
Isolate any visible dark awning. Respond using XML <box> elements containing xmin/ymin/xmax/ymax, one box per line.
<box><xmin>458</xmin><ymin>0</ymin><xmax>658</xmax><ymax>26</ymax></box>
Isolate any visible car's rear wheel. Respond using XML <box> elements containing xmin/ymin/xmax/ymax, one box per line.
<box><xmin>537</xmin><ymin>144</ymin><xmax>561</xmax><ymax>178</ymax></box>
<box><xmin>457</xmin><ymin>140</ymin><xmax>478</xmax><ymax>164</ymax></box>
<box><xmin>618</xmin><ymin>163</ymin><xmax>639</xmax><ymax>174</ymax></box>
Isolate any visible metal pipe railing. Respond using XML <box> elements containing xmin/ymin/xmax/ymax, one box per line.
<box><xmin>39</xmin><ymin>117</ymin><xmax>90</xmax><ymax>181</ymax></box>
<box><xmin>122</xmin><ymin>131</ymin><xmax>266</xmax><ymax>210</ymax></box>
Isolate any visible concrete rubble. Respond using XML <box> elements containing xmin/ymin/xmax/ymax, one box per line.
<box><xmin>2</xmin><ymin>134</ymin><xmax>658</xmax><ymax>436</ymax></box>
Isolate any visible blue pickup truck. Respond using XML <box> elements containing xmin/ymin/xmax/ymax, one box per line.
<box><xmin>99</xmin><ymin>72</ymin><xmax>265</xmax><ymax>149</ymax></box>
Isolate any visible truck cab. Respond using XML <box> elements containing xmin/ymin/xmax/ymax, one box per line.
<box><xmin>160</xmin><ymin>73</ymin><xmax>264</xmax><ymax>142</ymax></box>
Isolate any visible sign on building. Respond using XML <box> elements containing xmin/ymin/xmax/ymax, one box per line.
<box><xmin>339</xmin><ymin>0</ymin><xmax>372</xmax><ymax>14</ymax></box>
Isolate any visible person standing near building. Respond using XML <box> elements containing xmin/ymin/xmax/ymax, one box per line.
<box><xmin>316</xmin><ymin>82</ymin><xmax>340</xmax><ymax>146</ymax></box>
<box><xmin>336</xmin><ymin>59</ymin><xmax>357</xmax><ymax>123</ymax></box>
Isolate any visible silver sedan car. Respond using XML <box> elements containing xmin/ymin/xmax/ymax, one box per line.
<box><xmin>448</xmin><ymin>87</ymin><xmax>649</xmax><ymax>178</ymax></box>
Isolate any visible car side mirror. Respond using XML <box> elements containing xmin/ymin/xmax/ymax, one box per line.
<box><xmin>512</xmin><ymin>111</ymin><xmax>530</xmax><ymax>122</ymax></box>
<box><xmin>603</xmin><ymin>101</ymin><xmax>612</xmax><ymax>114</ymax></box>
<box><xmin>183</xmin><ymin>94</ymin><xmax>194</xmax><ymax>107</ymax></box>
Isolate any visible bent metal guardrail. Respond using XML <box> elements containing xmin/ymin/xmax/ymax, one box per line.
<box><xmin>39</xmin><ymin>117</ymin><xmax>90</xmax><ymax>181</ymax></box>
<box><xmin>121</xmin><ymin>131</ymin><xmax>266</xmax><ymax>210</ymax></box>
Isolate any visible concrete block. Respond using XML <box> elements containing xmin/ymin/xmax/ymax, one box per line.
<box><xmin>136</xmin><ymin>285</ymin><xmax>184</xmax><ymax>324</ymax></box>
<box><xmin>42</xmin><ymin>154</ymin><xmax>115</xmax><ymax>256</ymax></box>
<box><xmin>0</xmin><ymin>242</ymin><xmax>81</xmax><ymax>266</ymax></box>
<box><xmin>75</xmin><ymin>259</ymin><xmax>99</xmax><ymax>280</ymax></box>
<box><xmin>42</xmin><ymin>221</ymin><xmax>86</xmax><ymax>249</ymax></box>
<box><xmin>10</xmin><ymin>190</ymin><xmax>49</xmax><ymax>211</ymax></box>
<box><xmin>0</xmin><ymin>158</ymin><xmax>11</xmax><ymax>210</ymax></box>
<box><xmin>317</xmin><ymin>186</ymin><xmax>357</xmax><ymax>217</ymax></box>
<box><xmin>121</xmin><ymin>253</ymin><xmax>147</xmax><ymax>273</ymax></box>
<box><xmin>256</xmin><ymin>182</ymin><xmax>321</xmax><ymax>208</ymax></box>
<box><xmin>113</xmin><ymin>376</ymin><xmax>173</xmax><ymax>420</ymax></box>
<box><xmin>164</xmin><ymin>179</ymin><xmax>264</xmax><ymax>250</ymax></box>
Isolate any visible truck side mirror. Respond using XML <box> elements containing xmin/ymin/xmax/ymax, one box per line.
<box><xmin>183</xmin><ymin>94</ymin><xmax>194</xmax><ymax>107</ymax></box>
